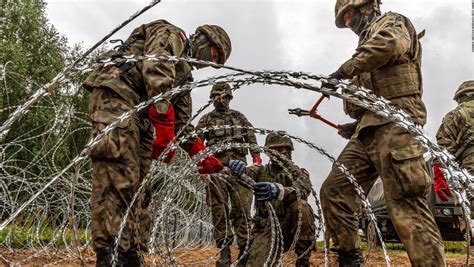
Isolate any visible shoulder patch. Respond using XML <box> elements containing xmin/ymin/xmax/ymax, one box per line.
<box><xmin>178</xmin><ymin>31</ymin><xmax>187</xmax><ymax>44</ymax></box>
<box><xmin>376</xmin><ymin>14</ymin><xmax>386</xmax><ymax>23</ymax></box>
<box><xmin>301</xmin><ymin>168</ymin><xmax>310</xmax><ymax>177</ymax></box>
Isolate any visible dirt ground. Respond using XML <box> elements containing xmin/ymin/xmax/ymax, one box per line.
<box><xmin>0</xmin><ymin>247</ymin><xmax>468</xmax><ymax>266</ymax></box>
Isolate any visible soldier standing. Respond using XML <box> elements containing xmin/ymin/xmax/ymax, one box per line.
<box><xmin>434</xmin><ymin>80</ymin><xmax>474</xmax><ymax>232</ymax></box>
<box><xmin>435</xmin><ymin>80</ymin><xmax>474</xmax><ymax>175</ymax></box>
<box><xmin>83</xmin><ymin>20</ymin><xmax>231</xmax><ymax>266</ymax></box>
<box><xmin>195</xmin><ymin>82</ymin><xmax>262</xmax><ymax>266</ymax></box>
<box><xmin>319</xmin><ymin>0</ymin><xmax>446</xmax><ymax>266</ymax></box>
<box><xmin>228</xmin><ymin>132</ymin><xmax>315</xmax><ymax>267</ymax></box>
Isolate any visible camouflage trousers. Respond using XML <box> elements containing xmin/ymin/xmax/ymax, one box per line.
<box><xmin>320</xmin><ymin>123</ymin><xmax>446</xmax><ymax>266</ymax></box>
<box><xmin>89</xmin><ymin>87</ymin><xmax>153</xmax><ymax>253</ymax></box>
<box><xmin>207</xmin><ymin>173</ymin><xmax>252</xmax><ymax>249</ymax></box>
<box><xmin>246</xmin><ymin>200</ymin><xmax>315</xmax><ymax>267</ymax></box>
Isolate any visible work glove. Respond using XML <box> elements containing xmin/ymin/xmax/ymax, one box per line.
<box><xmin>252</xmin><ymin>155</ymin><xmax>263</xmax><ymax>166</ymax></box>
<box><xmin>433</xmin><ymin>164</ymin><xmax>451</xmax><ymax>202</ymax></box>
<box><xmin>149</xmin><ymin>103</ymin><xmax>176</xmax><ymax>163</ymax></box>
<box><xmin>253</xmin><ymin>182</ymin><xmax>284</xmax><ymax>201</ymax></box>
<box><xmin>321</xmin><ymin>67</ymin><xmax>350</xmax><ymax>92</ymax></box>
<box><xmin>228</xmin><ymin>160</ymin><xmax>246</xmax><ymax>176</ymax></box>
<box><xmin>188</xmin><ymin>137</ymin><xmax>224</xmax><ymax>174</ymax></box>
<box><xmin>337</xmin><ymin>121</ymin><xmax>358</xmax><ymax>140</ymax></box>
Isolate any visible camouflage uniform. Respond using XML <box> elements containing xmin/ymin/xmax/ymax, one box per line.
<box><xmin>436</xmin><ymin>81</ymin><xmax>474</xmax><ymax>174</ymax></box>
<box><xmin>245</xmin><ymin>163</ymin><xmax>315</xmax><ymax>266</ymax></box>
<box><xmin>195</xmin><ymin>85</ymin><xmax>259</xmax><ymax>250</ymax></box>
<box><xmin>320</xmin><ymin>1</ymin><xmax>445</xmax><ymax>265</ymax></box>
<box><xmin>83</xmin><ymin>20</ymin><xmax>230</xmax><ymax>255</ymax></box>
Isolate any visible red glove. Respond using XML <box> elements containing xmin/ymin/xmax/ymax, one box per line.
<box><xmin>252</xmin><ymin>155</ymin><xmax>262</xmax><ymax>166</ymax></box>
<box><xmin>188</xmin><ymin>138</ymin><xmax>224</xmax><ymax>174</ymax></box>
<box><xmin>433</xmin><ymin>164</ymin><xmax>451</xmax><ymax>202</ymax></box>
<box><xmin>149</xmin><ymin>104</ymin><xmax>176</xmax><ymax>163</ymax></box>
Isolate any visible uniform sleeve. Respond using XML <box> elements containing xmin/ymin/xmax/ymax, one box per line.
<box><xmin>341</xmin><ymin>15</ymin><xmax>412</xmax><ymax>77</ymax></box>
<box><xmin>436</xmin><ymin>109</ymin><xmax>464</xmax><ymax>156</ymax></box>
<box><xmin>283</xmin><ymin>167</ymin><xmax>313</xmax><ymax>203</ymax></box>
<box><xmin>195</xmin><ymin>114</ymin><xmax>209</xmax><ymax>142</ymax></box>
<box><xmin>142</xmin><ymin>26</ymin><xmax>186</xmax><ymax>98</ymax></box>
<box><xmin>245</xmin><ymin>165</ymin><xmax>263</xmax><ymax>181</ymax></box>
<box><xmin>241</xmin><ymin>114</ymin><xmax>260</xmax><ymax>156</ymax></box>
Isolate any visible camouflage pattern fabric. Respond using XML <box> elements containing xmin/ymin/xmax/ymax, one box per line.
<box><xmin>84</xmin><ymin>20</ymin><xmax>197</xmax><ymax>253</ymax></box>
<box><xmin>89</xmin><ymin>87</ymin><xmax>153</xmax><ymax>253</ymax></box>
<box><xmin>207</xmin><ymin>173</ymin><xmax>253</xmax><ymax>249</ymax></box>
<box><xmin>322</xmin><ymin>10</ymin><xmax>446</xmax><ymax>265</ymax></box>
<box><xmin>436</xmin><ymin>99</ymin><xmax>474</xmax><ymax>172</ymax></box>
<box><xmin>341</xmin><ymin>12</ymin><xmax>426</xmax><ymax>138</ymax></box>
<box><xmin>245</xmin><ymin>163</ymin><xmax>316</xmax><ymax>265</ymax></box>
<box><xmin>196</xmin><ymin>108</ymin><xmax>259</xmax><ymax>249</ymax></box>
<box><xmin>320</xmin><ymin>123</ymin><xmax>445</xmax><ymax>266</ymax></box>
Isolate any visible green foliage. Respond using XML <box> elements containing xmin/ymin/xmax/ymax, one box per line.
<box><xmin>0</xmin><ymin>225</ymin><xmax>89</xmax><ymax>248</ymax></box>
<box><xmin>0</xmin><ymin>0</ymin><xmax>91</xmax><ymax>222</ymax></box>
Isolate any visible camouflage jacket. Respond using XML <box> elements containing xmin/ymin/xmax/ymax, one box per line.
<box><xmin>196</xmin><ymin>108</ymin><xmax>260</xmax><ymax>165</ymax></box>
<box><xmin>436</xmin><ymin>99</ymin><xmax>474</xmax><ymax>164</ymax></box>
<box><xmin>245</xmin><ymin>163</ymin><xmax>312</xmax><ymax>224</ymax></box>
<box><xmin>340</xmin><ymin>12</ymin><xmax>426</xmax><ymax>137</ymax></box>
<box><xmin>83</xmin><ymin>20</ymin><xmax>192</xmax><ymax>106</ymax></box>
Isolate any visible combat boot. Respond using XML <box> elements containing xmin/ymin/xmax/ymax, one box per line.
<box><xmin>216</xmin><ymin>245</ymin><xmax>231</xmax><ymax>267</ymax></box>
<box><xmin>95</xmin><ymin>247</ymin><xmax>128</xmax><ymax>267</ymax></box>
<box><xmin>295</xmin><ymin>258</ymin><xmax>310</xmax><ymax>267</ymax></box>
<box><xmin>95</xmin><ymin>247</ymin><xmax>113</xmax><ymax>267</ymax></box>
<box><xmin>123</xmin><ymin>247</ymin><xmax>144</xmax><ymax>267</ymax></box>
<box><xmin>337</xmin><ymin>249</ymin><xmax>363</xmax><ymax>267</ymax></box>
<box><xmin>236</xmin><ymin>246</ymin><xmax>249</xmax><ymax>266</ymax></box>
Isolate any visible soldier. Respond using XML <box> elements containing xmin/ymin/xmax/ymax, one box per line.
<box><xmin>435</xmin><ymin>80</ymin><xmax>474</xmax><ymax>174</ymax></box>
<box><xmin>228</xmin><ymin>132</ymin><xmax>316</xmax><ymax>267</ymax></box>
<box><xmin>195</xmin><ymin>82</ymin><xmax>262</xmax><ymax>266</ymax></box>
<box><xmin>83</xmin><ymin>20</ymin><xmax>231</xmax><ymax>266</ymax></box>
<box><xmin>434</xmin><ymin>80</ymin><xmax>474</xmax><ymax>226</ymax></box>
<box><xmin>319</xmin><ymin>0</ymin><xmax>446</xmax><ymax>266</ymax></box>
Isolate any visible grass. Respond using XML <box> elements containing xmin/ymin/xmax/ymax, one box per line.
<box><xmin>314</xmin><ymin>240</ymin><xmax>467</xmax><ymax>255</ymax></box>
<box><xmin>0</xmin><ymin>225</ymin><xmax>89</xmax><ymax>248</ymax></box>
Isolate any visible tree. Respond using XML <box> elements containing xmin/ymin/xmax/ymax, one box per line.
<box><xmin>0</xmin><ymin>0</ymin><xmax>91</xmax><ymax>225</ymax></box>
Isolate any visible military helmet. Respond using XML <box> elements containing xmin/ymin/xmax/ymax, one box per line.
<box><xmin>454</xmin><ymin>80</ymin><xmax>474</xmax><ymax>102</ymax></box>
<box><xmin>195</xmin><ymin>25</ymin><xmax>232</xmax><ymax>64</ymax></box>
<box><xmin>265</xmin><ymin>131</ymin><xmax>294</xmax><ymax>150</ymax></box>
<box><xmin>210</xmin><ymin>82</ymin><xmax>233</xmax><ymax>99</ymax></box>
<box><xmin>335</xmin><ymin>0</ymin><xmax>379</xmax><ymax>28</ymax></box>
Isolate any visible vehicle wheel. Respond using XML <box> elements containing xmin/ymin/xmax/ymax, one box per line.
<box><xmin>366</xmin><ymin>221</ymin><xmax>381</xmax><ymax>248</ymax></box>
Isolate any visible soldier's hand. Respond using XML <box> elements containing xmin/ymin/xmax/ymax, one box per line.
<box><xmin>253</xmin><ymin>182</ymin><xmax>284</xmax><ymax>201</ymax></box>
<box><xmin>321</xmin><ymin>67</ymin><xmax>350</xmax><ymax>95</ymax></box>
<box><xmin>337</xmin><ymin>121</ymin><xmax>358</xmax><ymax>139</ymax></box>
<box><xmin>228</xmin><ymin>160</ymin><xmax>246</xmax><ymax>176</ymax></box>
<box><xmin>433</xmin><ymin>164</ymin><xmax>451</xmax><ymax>202</ymax></box>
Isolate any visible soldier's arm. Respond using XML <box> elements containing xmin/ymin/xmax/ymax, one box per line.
<box><xmin>283</xmin><ymin>167</ymin><xmax>313</xmax><ymax>204</ymax></box>
<box><xmin>195</xmin><ymin>114</ymin><xmax>209</xmax><ymax>142</ymax></box>
<box><xmin>142</xmin><ymin>26</ymin><xmax>185</xmax><ymax>98</ymax></box>
<box><xmin>436</xmin><ymin>109</ymin><xmax>464</xmax><ymax>156</ymax></box>
<box><xmin>241</xmin><ymin>114</ymin><xmax>260</xmax><ymax>157</ymax></box>
<box><xmin>340</xmin><ymin>14</ymin><xmax>412</xmax><ymax>78</ymax></box>
<box><xmin>244</xmin><ymin>165</ymin><xmax>263</xmax><ymax>182</ymax></box>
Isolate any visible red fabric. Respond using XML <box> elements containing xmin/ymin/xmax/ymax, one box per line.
<box><xmin>252</xmin><ymin>155</ymin><xmax>263</xmax><ymax>166</ymax></box>
<box><xmin>149</xmin><ymin>104</ymin><xmax>176</xmax><ymax>162</ymax></box>
<box><xmin>188</xmin><ymin>138</ymin><xmax>224</xmax><ymax>174</ymax></box>
<box><xmin>433</xmin><ymin>164</ymin><xmax>451</xmax><ymax>202</ymax></box>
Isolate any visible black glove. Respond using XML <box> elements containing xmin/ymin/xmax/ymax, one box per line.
<box><xmin>337</xmin><ymin>121</ymin><xmax>358</xmax><ymax>139</ymax></box>
<box><xmin>321</xmin><ymin>67</ymin><xmax>350</xmax><ymax>92</ymax></box>
<box><xmin>228</xmin><ymin>160</ymin><xmax>246</xmax><ymax>176</ymax></box>
<box><xmin>253</xmin><ymin>182</ymin><xmax>283</xmax><ymax>201</ymax></box>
